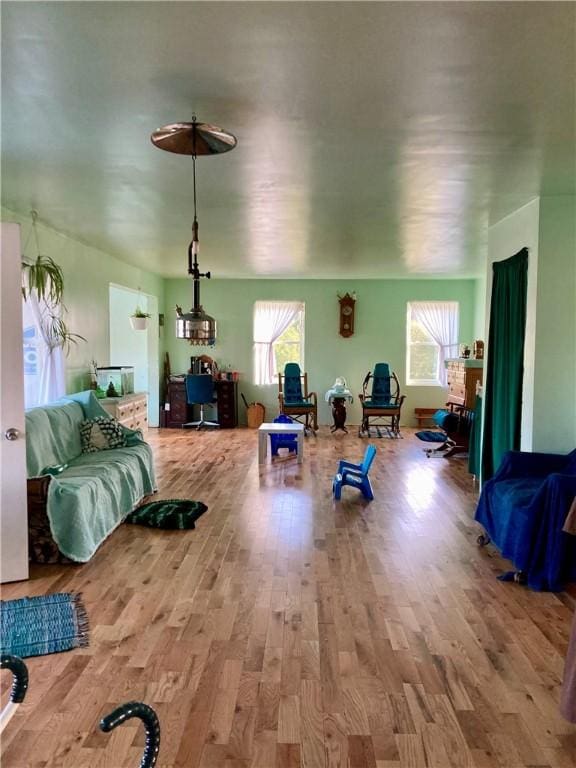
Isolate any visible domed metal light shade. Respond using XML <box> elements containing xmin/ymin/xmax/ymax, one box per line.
<box><xmin>175</xmin><ymin>306</ymin><xmax>217</xmax><ymax>345</ymax></box>
<box><xmin>151</xmin><ymin>117</ymin><xmax>237</xmax><ymax>345</ymax></box>
<box><xmin>151</xmin><ymin>121</ymin><xmax>237</xmax><ymax>156</ymax></box>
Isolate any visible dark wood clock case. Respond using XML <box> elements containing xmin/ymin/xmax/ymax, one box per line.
<box><xmin>338</xmin><ymin>293</ymin><xmax>356</xmax><ymax>337</ymax></box>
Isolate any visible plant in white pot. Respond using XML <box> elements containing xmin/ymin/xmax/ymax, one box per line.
<box><xmin>130</xmin><ymin>307</ymin><xmax>151</xmax><ymax>331</ymax></box>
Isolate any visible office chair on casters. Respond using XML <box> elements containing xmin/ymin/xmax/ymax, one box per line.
<box><xmin>184</xmin><ymin>374</ymin><xmax>219</xmax><ymax>430</ymax></box>
<box><xmin>278</xmin><ymin>363</ymin><xmax>318</xmax><ymax>434</ymax></box>
<box><xmin>358</xmin><ymin>362</ymin><xmax>405</xmax><ymax>438</ymax></box>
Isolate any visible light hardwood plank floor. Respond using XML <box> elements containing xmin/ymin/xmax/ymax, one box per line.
<box><xmin>2</xmin><ymin>428</ymin><xmax>575</xmax><ymax>768</ymax></box>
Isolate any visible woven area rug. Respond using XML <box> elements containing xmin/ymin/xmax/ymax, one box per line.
<box><xmin>0</xmin><ymin>592</ymin><xmax>89</xmax><ymax>659</ymax></box>
<box><xmin>125</xmin><ymin>499</ymin><xmax>208</xmax><ymax>529</ymax></box>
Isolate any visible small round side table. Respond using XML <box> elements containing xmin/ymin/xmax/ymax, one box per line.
<box><xmin>324</xmin><ymin>388</ymin><xmax>354</xmax><ymax>433</ymax></box>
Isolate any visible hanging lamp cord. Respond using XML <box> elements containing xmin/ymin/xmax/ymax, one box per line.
<box><xmin>22</xmin><ymin>210</ymin><xmax>40</xmax><ymax>262</ymax></box>
<box><xmin>187</xmin><ymin>116</ymin><xmax>210</xmax><ymax>288</ymax></box>
<box><xmin>192</xmin><ymin>145</ymin><xmax>197</xmax><ymax>225</ymax></box>
<box><xmin>192</xmin><ymin>114</ymin><xmax>198</xmax><ymax>234</ymax></box>
<box><xmin>188</xmin><ymin>116</ymin><xmax>199</xmax><ymax>276</ymax></box>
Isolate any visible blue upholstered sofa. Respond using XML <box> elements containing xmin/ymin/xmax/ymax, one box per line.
<box><xmin>26</xmin><ymin>391</ymin><xmax>156</xmax><ymax>563</ymax></box>
<box><xmin>475</xmin><ymin>449</ymin><xmax>576</xmax><ymax>590</ymax></box>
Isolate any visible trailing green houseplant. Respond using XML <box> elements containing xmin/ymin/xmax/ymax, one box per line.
<box><xmin>22</xmin><ymin>254</ymin><xmax>64</xmax><ymax>305</ymax></box>
<box><xmin>22</xmin><ymin>254</ymin><xmax>86</xmax><ymax>354</ymax></box>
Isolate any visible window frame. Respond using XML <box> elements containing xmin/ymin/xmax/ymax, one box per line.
<box><xmin>252</xmin><ymin>300</ymin><xmax>305</xmax><ymax>386</ymax></box>
<box><xmin>272</xmin><ymin>307</ymin><xmax>305</xmax><ymax>375</ymax></box>
<box><xmin>406</xmin><ymin>303</ymin><xmax>442</xmax><ymax>387</ymax></box>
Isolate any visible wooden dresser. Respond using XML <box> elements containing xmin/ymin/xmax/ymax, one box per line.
<box><xmin>445</xmin><ymin>359</ymin><xmax>483</xmax><ymax>409</ymax></box>
<box><xmin>101</xmin><ymin>392</ymin><xmax>148</xmax><ymax>431</ymax></box>
<box><xmin>165</xmin><ymin>379</ymin><xmax>238</xmax><ymax>428</ymax></box>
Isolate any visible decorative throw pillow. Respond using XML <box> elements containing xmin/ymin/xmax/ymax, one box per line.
<box><xmin>80</xmin><ymin>417</ymin><xmax>127</xmax><ymax>453</ymax></box>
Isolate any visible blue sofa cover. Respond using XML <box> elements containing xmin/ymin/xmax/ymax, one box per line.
<box><xmin>475</xmin><ymin>449</ymin><xmax>576</xmax><ymax>590</ymax></box>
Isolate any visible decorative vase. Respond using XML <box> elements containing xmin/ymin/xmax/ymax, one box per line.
<box><xmin>130</xmin><ymin>317</ymin><xmax>148</xmax><ymax>331</ymax></box>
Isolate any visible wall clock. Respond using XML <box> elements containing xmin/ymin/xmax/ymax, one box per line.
<box><xmin>338</xmin><ymin>292</ymin><xmax>356</xmax><ymax>337</ymax></box>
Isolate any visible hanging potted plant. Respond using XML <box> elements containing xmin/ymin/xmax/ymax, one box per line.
<box><xmin>21</xmin><ymin>213</ymin><xmax>86</xmax><ymax>355</ymax></box>
<box><xmin>130</xmin><ymin>306</ymin><xmax>151</xmax><ymax>331</ymax></box>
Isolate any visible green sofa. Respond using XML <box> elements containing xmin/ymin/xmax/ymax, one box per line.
<box><xmin>25</xmin><ymin>391</ymin><xmax>157</xmax><ymax>563</ymax></box>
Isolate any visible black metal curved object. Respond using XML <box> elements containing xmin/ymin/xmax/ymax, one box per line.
<box><xmin>100</xmin><ymin>702</ymin><xmax>160</xmax><ymax>768</ymax></box>
<box><xmin>1</xmin><ymin>655</ymin><xmax>29</xmax><ymax>703</ymax></box>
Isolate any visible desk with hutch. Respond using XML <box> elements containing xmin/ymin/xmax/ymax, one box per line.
<box><xmin>165</xmin><ymin>379</ymin><xmax>238</xmax><ymax>428</ymax></box>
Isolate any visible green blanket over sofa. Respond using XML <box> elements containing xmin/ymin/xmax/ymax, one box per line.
<box><xmin>26</xmin><ymin>391</ymin><xmax>157</xmax><ymax>562</ymax></box>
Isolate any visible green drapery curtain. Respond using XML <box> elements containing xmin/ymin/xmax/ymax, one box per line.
<box><xmin>468</xmin><ymin>394</ymin><xmax>482</xmax><ymax>478</ymax></box>
<box><xmin>481</xmin><ymin>247</ymin><xmax>528</xmax><ymax>482</ymax></box>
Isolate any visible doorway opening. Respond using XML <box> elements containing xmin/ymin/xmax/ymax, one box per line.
<box><xmin>109</xmin><ymin>284</ymin><xmax>159</xmax><ymax>426</ymax></box>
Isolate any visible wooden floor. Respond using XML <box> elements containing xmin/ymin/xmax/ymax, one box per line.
<box><xmin>2</xmin><ymin>428</ymin><xmax>575</xmax><ymax>768</ymax></box>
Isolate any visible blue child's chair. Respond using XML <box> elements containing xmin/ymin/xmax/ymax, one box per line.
<box><xmin>333</xmin><ymin>444</ymin><xmax>377</xmax><ymax>501</ymax></box>
<box><xmin>270</xmin><ymin>414</ymin><xmax>299</xmax><ymax>457</ymax></box>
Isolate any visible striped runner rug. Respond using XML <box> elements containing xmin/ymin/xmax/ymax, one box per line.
<box><xmin>0</xmin><ymin>593</ymin><xmax>89</xmax><ymax>658</ymax></box>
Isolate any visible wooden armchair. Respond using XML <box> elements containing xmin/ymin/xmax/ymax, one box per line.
<box><xmin>359</xmin><ymin>362</ymin><xmax>405</xmax><ymax>438</ymax></box>
<box><xmin>278</xmin><ymin>363</ymin><xmax>318</xmax><ymax>433</ymax></box>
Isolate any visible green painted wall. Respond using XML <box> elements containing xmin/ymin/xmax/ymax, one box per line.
<box><xmin>473</xmin><ymin>274</ymin><xmax>487</xmax><ymax>341</ymax></box>
<box><xmin>165</xmin><ymin>278</ymin><xmax>478</xmax><ymax>426</ymax></box>
<box><xmin>1</xmin><ymin>207</ymin><xmax>166</xmax><ymax>397</ymax></box>
<box><xmin>3</xmin><ymin>205</ymin><xmax>485</xmax><ymax>429</ymax></box>
<box><xmin>533</xmin><ymin>196</ymin><xmax>576</xmax><ymax>451</ymax></box>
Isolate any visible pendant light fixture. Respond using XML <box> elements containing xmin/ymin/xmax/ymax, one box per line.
<box><xmin>151</xmin><ymin>117</ymin><xmax>237</xmax><ymax>345</ymax></box>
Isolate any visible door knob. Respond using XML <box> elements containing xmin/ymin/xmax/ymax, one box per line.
<box><xmin>4</xmin><ymin>428</ymin><xmax>20</xmax><ymax>441</ymax></box>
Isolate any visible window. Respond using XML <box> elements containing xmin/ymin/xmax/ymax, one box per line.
<box><xmin>253</xmin><ymin>301</ymin><xmax>304</xmax><ymax>385</ymax></box>
<box><xmin>22</xmin><ymin>293</ymin><xmax>66</xmax><ymax>408</ymax></box>
<box><xmin>406</xmin><ymin>301</ymin><xmax>459</xmax><ymax>386</ymax></box>
<box><xmin>273</xmin><ymin>313</ymin><xmax>304</xmax><ymax>373</ymax></box>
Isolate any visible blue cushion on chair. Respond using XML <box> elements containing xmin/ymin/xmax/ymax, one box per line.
<box><xmin>185</xmin><ymin>374</ymin><xmax>215</xmax><ymax>405</ymax></box>
<box><xmin>362</xmin><ymin>403</ymin><xmax>397</xmax><ymax>410</ymax></box>
<box><xmin>432</xmin><ymin>409</ymin><xmax>459</xmax><ymax>431</ymax></box>
<box><xmin>283</xmin><ymin>363</ymin><xmax>304</xmax><ymax>403</ymax></box>
<box><xmin>370</xmin><ymin>363</ymin><xmax>392</xmax><ymax>406</ymax></box>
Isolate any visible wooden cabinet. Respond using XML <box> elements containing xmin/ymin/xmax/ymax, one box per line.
<box><xmin>166</xmin><ymin>382</ymin><xmax>189</xmax><ymax>428</ymax></box>
<box><xmin>445</xmin><ymin>359</ymin><xmax>483</xmax><ymax>409</ymax></box>
<box><xmin>165</xmin><ymin>380</ymin><xmax>238</xmax><ymax>428</ymax></box>
<box><xmin>215</xmin><ymin>380</ymin><xmax>238</xmax><ymax>428</ymax></box>
<box><xmin>101</xmin><ymin>393</ymin><xmax>148</xmax><ymax>431</ymax></box>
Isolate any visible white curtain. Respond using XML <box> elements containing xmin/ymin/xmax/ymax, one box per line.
<box><xmin>253</xmin><ymin>301</ymin><xmax>303</xmax><ymax>385</ymax></box>
<box><xmin>411</xmin><ymin>301</ymin><xmax>459</xmax><ymax>386</ymax></box>
<box><xmin>22</xmin><ymin>291</ymin><xmax>66</xmax><ymax>408</ymax></box>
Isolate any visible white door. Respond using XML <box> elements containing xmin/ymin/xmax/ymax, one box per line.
<box><xmin>0</xmin><ymin>223</ymin><xmax>29</xmax><ymax>582</ymax></box>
